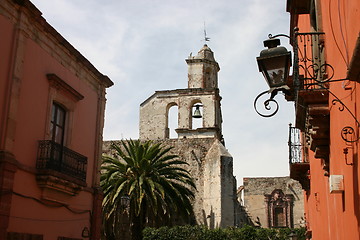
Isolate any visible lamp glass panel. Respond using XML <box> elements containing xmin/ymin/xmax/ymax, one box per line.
<box><xmin>260</xmin><ymin>55</ymin><xmax>288</xmax><ymax>88</ymax></box>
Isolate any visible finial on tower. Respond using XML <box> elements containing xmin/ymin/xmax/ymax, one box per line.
<box><xmin>203</xmin><ymin>22</ymin><xmax>210</xmax><ymax>43</ymax></box>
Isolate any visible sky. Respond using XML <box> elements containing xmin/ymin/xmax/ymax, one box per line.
<box><xmin>31</xmin><ymin>0</ymin><xmax>295</xmax><ymax>186</ymax></box>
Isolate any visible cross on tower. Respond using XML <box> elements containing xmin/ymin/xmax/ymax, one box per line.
<box><xmin>204</xmin><ymin>22</ymin><xmax>210</xmax><ymax>42</ymax></box>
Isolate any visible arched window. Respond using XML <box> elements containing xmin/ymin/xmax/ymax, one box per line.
<box><xmin>166</xmin><ymin>104</ymin><xmax>178</xmax><ymax>139</ymax></box>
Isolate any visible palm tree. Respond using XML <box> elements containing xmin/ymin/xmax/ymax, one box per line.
<box><xmin>101</xmin><ymin>140</ymin><xmax>196</xmax><ymax>240</ymax></box>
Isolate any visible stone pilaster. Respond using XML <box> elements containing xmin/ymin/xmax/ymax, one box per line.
<box><xmin>0</xmin><ymin>151</ymin><xmax>18</xmax><ymax>239</ymax></box>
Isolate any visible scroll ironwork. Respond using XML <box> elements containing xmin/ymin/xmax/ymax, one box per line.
<box><xmin>255</xmin><ymin>31</ymin><xmax>358</xmax><ymax>143</ymax></box>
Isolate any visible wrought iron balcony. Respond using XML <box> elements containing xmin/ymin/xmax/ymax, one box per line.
<box><xmin>289</xmin><ymin>124</ymin><xmax>304</xmax><ymax>164</ymax></box>
<box><xmin>288</xmin><ymin>124</ymin><xmax>310</xmax><ymax>190</ymax></box>
<box><xmin>293</xmin><ymin>32</ymin><xmax>329</xmax><ymax>90</ymax></box>
<box><xmin>290</xmin><ymin>32</ymin><xmax>331</xmax><ymax>160</ymax></box>
<box><xmin>37</xmin><ymin>140</ymin><xmax>87</xmax><ymax>182</ymax></box>
<box><xmin>283</xmin><ymin>32</ymin><xmax>329</xmax><ymax>101</ymax></box>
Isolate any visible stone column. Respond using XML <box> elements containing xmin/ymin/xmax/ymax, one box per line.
<box><xmin>264</xmin><ymin>195</ymin><xmax>272</xmax><ymax>228</ymax></box>
<box><xmin>285</xmin><ymin>194</ymin><xmax>294</xmax><ymax>228</ymax></box>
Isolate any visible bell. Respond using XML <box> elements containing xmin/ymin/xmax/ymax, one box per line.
<box><xmin>192</xmin><ymin>105</ymin><xmax>202</xmax><ymax>118</ymax></box>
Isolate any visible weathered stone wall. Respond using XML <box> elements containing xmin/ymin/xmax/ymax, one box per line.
<box><xmin>186</xmin><ymin>45</ymin><xmax>219</xmax><ymax>89</ymax></box>
<box><xmin>115</xmin><ymin>43</ymin><xmax>235</xmax><ymax>228</ymax></box>
<box><xmin>139</xmin><ymin>89</ymin><xmax>221</xmax><ymax>140</ymax></box>
<box><xmin>103</xmin><ymin>138</ymin><xmax>235</xmax><ymax>228</ymax></box>
<box><xmin>243</xmin><ymin>177</ymin><xmax>304</xmax><ymax>228</ymax></box>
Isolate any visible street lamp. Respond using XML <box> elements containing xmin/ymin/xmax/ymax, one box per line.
<box><xmin>254</xmin><ymin>36</ymin><xmax>292</xmax><ymax>117</ymax></box>
<box><xmin>254</xmin><ymin>32</ymin><xmax>360</xmax><ymax>144</ymax></box>
<box><xmin>120</xmin><ymin>195</ymin><xmax>130</xmax><ymax>213</ymax></box>
<box><xmin>256</xmin><ymin>38</ymin><xmax>292</xmax><ymax>90</ymax></box>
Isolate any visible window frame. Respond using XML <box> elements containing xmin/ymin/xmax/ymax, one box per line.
<box><xmin>45</xmin><ymin>73</ymin><xmax>83</xmax><ymax>147</ymax></box>
<box><xmin>265</xmin><ymin>189</ymin><xmax>294</xmax><ymax>228</ymax></box>
<box><xmin>50</xmin><ymin>102</ymin><xmax>67</xmax><ymax>145</ymax></box>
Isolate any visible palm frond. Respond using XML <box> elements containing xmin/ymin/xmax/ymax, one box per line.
<box><xmin>101</xmin><ymin>140</ymin><xmax>196</xmax><ymax>237</ymax></box>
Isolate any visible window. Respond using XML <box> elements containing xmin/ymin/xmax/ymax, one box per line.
<box><xmin>35</xmin><ymin>74</ymin><xmax>87</xmax><ymax>198</ymax></box>
<box><xmin>166</xmin><ymin>103</ymin><xmax>178</xmax><ymax>139</ymax></box>
<box><xmin>45</xmin><ymin>73</ymin><xmax>84</xmax><ymax>145</ymax></box>
<box><xmin>50</xmin><ymin>103</ymin><xmax>66</xmax><ymax>145</ymax></box>
<box><xmin>274</xmin><ymin>207</ymin><xmax>285</xmax><ymax>227</ymax></box>
<box><xmin>265</xmin><ymin>189</ymin><xmax>294</xmax><ymax>228</ymax></box>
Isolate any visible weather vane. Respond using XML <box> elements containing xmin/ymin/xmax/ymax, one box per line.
<box><xmin>203</xmin><ymin>22</ymin><xmax>210</xmax><ymax>43</ymax></box>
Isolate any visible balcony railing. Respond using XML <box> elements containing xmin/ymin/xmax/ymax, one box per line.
<box><xmin>37</xmin><ymin>140</ymin><xmax>87</xmax><ymax>182</ymax></box>
<box><xmin>288</xmin><ymin>124</ymin><xmax>310</xmax><ymax>190</ymax></box>
<box><xmin>288</xmin><ymin>124</ymin><xmax>305</xmax><ymax>164</ymax></box>
<box><xmin>293</xmin><ymin>32</ymin><xmax>330</xmax><ymax>91</ymax></box>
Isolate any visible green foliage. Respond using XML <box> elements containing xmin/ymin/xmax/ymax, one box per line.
<box><xmin>143</xmin><ymin>225</ymin><xmax>306</xmax><ymax>240</ymax></box>
<box><xmin>101</xmin><ymin>140</ymin><xmax>196</xmax><ymax>240</ymax></box>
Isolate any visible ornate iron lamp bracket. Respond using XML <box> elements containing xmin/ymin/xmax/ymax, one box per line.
<box><xmin>268</xmin><ymin>33</ymin><xmax>291</xmax><ymax>40</ymax></box>
<box><xmin>254</xmin><ymin>31</ymin><xmax>360</xmax><ymax>143</ymax></box>
<box><xmin>254</xmin><ymin>33</ymin><xmax>292</xmax><ymax>118</ymax></box>
<box><xmin>331</xmin><ymin>91</ymin><xmax>360</xmax><ymax>143</ymax></box>
<box><xmin>254</xmin><ymin>87</ymin><xmax>289</xmax><ymax>118</ymax></box>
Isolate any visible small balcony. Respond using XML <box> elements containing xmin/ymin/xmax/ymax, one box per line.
<box><xmin>288</xmin><ymin>125</ymin><xmax>310</xmax><ymax>190</ymax></box>
<box><xmin>286</xmin><ymin>32</ymin><xmax>329</xmax><ymax>127</ymax></box>
<box><xmin>285</xmin><ymin>32</ymin><xmax>330</xmax><ymax>167</ymax></box>
<box><xmin>36</xmin><ymin>140</ymin><xmax>87</xmax><ymax>197</ymax></box>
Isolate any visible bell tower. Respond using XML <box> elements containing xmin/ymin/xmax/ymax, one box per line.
<box><xmin>139</xmin><ymin>44</ymin><xmax>223</xmax><ymax>141</ymax></box>
<box><xmin>137</xmin><ymin>44</ymin><xmax>235</xmax><ymax>228</ymax></box>
<box><xmin>186</xmin><ymin>44</ymin><xmax>220</xmax><ymax>89</ymax></box>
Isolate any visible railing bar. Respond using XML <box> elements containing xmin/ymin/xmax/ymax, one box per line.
<box><xmin>36</xmin><ymin>140</ymin><xmax>87</xmax><ymax>182</ymax></box>
<box><xmin>289</xmin><ymin>126</ymin><xmax>304</xmax><ymax>164</ymax></box>
<box><xmin>296</xmin><ymin>32</ymin><xmax>325</xmax><ymax>36</ymax></box>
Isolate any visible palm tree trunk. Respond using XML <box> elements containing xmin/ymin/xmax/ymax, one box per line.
<box><xmin>131</xmin><ymin>214</ymin><xmax>143</xmax><ymax>240</ymax></box>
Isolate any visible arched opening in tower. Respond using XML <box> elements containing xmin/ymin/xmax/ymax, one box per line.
<box><xmin>167</xmin><ymin>104</ymin><xmax>179</xmax><ymax>139</ymax></box>
<box><xmin>191</xmin><ymin>103</ymin><xmax>203</xmax><ymax>129</ymax></box>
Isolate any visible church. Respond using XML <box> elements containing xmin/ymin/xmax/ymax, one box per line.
<box><xmin>104</xmin><ymin>44</ymin><xmax>237</xmax><ymax>227</ymax></box>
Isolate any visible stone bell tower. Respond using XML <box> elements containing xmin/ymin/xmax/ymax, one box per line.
<box><xmin>138</xmin><ymin>44</ymin><xmax>235</xmax><ymax>228</ymax></box>
<box><xmin>186</xmin><ymin>44</ymin><xmax>220</xmax><ymax>89</ymax></box>
<box><xmin>139</xmin><ymin>44</ymin><xmax>223</xmax><ymax>141</ymax></box>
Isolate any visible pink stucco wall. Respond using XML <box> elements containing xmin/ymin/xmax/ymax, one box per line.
<box><xmin>0</xmin><ymin>1</ymin><xmax>112</xmax><ymax>239</ymax></box>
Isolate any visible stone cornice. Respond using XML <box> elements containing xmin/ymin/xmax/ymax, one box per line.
<box><xmin>47</xmin><ymin>73</ymin><xmax>84</xmax><ymax>101</ymax></box>
<box><xmin>5</xmin><ymin>0</ymin><xmax>114</xmax><ymax>88</ymax></box>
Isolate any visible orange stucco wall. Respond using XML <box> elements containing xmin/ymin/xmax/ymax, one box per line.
<box><xmin>292</xmin><ymin>0</ymin><xmax>360</xmax><ymax>239</ymax></box>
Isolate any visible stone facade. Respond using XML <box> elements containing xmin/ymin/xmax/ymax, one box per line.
<box><xmin>104</xmin><ymin>138</ymin><xmax>235</xmax><ymax>228</ymax></box>
<box><xmin>104</xmin><ymin>44</ymin><xmax>236</xmax><ymax>228</ymax></box>
<box><xmin>241</xmin><ymin>177</ymin><xmax>304</xmax><ymax>228</ymax></box>
<box><xmin>139</xmin><ymin>45</ymin><xmax>223</xmax><ymax>141</ymax></box>
<box><xmin>139</xmin><ymin>88</ymin><xmax>222</xmax><ymax>140</ymax></box>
